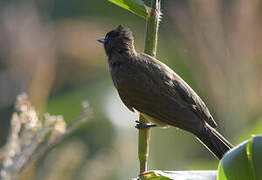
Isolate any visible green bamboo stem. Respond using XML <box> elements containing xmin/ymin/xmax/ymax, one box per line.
<box><xmin>138</xmin><ymin>0</ymin><xmax>161</xmax><ymax>175</ymax></box>
<box><xmin>138</xmin><ymin>115</ymin><xmax>151</xmax><ymax>173</ymax></box>
<box><xmin>144</xmin><ymin>0</ymin><xmax>161</xmax><ymax>56</ymax></box>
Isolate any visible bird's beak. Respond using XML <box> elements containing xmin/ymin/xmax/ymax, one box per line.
<box><xmin>98</xmin><ymin>38</ymin><xmax>105</xmax><ymax>44</ymax></box>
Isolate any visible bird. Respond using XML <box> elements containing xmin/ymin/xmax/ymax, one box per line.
<box><xmin>98</xmin><ymin>25</ymin><xmax>233</xmax><ymax>159</ymax></box>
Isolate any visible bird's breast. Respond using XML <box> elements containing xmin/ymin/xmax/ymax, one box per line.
<box><xmin>109</xmin><ymin>61</ymin><xmax>135</xmax><ymax>89</ymax></box>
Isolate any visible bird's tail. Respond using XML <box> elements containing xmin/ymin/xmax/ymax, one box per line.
<box><xmin>195</xmin><ymin>125</ymin><xmax>233</xmax><ymax>159</ymax></box>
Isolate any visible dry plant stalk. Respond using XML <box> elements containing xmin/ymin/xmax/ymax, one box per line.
<box><xmin>0</xmin><ymin>93</ymin><xmax>91</xmax><ymax>180</ymax></box>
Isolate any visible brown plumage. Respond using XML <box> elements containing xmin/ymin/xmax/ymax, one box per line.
<box><xmin>98</xmin><ymin>25</ymin><xmax>233</xmax><ymax>159</ymax></box>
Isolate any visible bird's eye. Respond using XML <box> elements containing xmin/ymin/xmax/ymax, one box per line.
<box><xmin>105</xmin><ymin>34</ymin><xmax>110</xmax><ymax>40</ymax></box>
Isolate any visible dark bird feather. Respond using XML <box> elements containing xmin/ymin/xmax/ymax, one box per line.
<box><xmin>99</xmin><ymin>25</ymin><xmax>233</xmax><ymax>159</ymax></box>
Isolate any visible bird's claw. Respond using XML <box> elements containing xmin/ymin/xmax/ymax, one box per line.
<box><xmin>135</xmin><ymin>120</ymin><xmax>156</xmax><ymax>129</ymax></box>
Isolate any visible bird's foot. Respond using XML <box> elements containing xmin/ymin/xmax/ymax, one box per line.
<box><xmin>135</xmin><ymin>120</ymin><xmax>156</xmax><ymax>129</ymax></box>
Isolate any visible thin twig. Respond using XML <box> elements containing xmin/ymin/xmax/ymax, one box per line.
<box><xmin>18</xmin><ymin>110</ymin><xmax>92</xmax><ymax>174</ymax></box>
<box><xmin>0</xmin><ymin>94</ymin><xmax>92</xmax><ymax>180</ymax></box>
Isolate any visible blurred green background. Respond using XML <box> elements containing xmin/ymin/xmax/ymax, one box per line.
<box><xmin>0</xmin><ymin>0</ymin><xmax>262</xmax><ymax>179</ymax></box>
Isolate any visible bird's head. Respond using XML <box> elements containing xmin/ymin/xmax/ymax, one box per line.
<box><xmin>98</xmin><ymin>25</ymin><xmax>135</xmax><ymax>57</ymax></box>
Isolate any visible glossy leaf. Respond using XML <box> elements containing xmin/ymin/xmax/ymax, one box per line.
<box><xmin>134</xmin><ymin>170</ymin><xmax>217</xmax><ymax>180</ymax></box>
<box><xmin>108</xmin><ymin>0</ymin><xmax>149</xmax><ymax>19</ymax></box>
<box><xmin>250</xmin><ymin>136</ymin><xmax>262</xmax><ymax>179</ymax></box>
<box><xmin>218</xmin><ymin>135</ymin><xmax>262</xmax><ymax>180</ymax></box>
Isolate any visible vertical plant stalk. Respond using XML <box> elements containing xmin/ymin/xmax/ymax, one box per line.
<box><xmin>144</xmin><ymin>0</ymin><xmax>161</xmax><ymax>57</ymax></box>
<box><xmin>138</xmin><ymin>0</ymin><xmax>161</xmax><ymax>175</ymax></box>
<box><xmin>138</xmin><ymin>115</ymin><xmax>151</xmax><ymax>174</ymax></box>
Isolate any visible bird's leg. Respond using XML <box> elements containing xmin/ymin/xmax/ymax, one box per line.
<box><xmin>135</xmin><ymin>120</ymin><xmax>157</xmax><ymax>129</ymax></box>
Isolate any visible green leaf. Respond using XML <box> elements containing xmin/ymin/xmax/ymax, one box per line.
<box><xmin>218</xmin><ymin>135</ymin><xmax>262</xmax><ymax>180</ymax></box>
<box><xmin>140</xmin><ymin>171</ymin><xmax>171</xmax><ymax>180</ymax></box>
<box><xmin>250</xmin><ymin>136</ymin><xmax>262</xmax><ymax>180</ymax></box>
<box><xmin>108</xmin><ymin>0</ymin><xmax>149</xmax><ymax>19</ymax></box>
<box><xmin>134</xmin><ymin>170</ymin><xmax>217</xmax><ymax>180</ymax></box>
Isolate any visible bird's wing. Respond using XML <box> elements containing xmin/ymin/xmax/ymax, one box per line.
<box><xmin>141</xmin><ymin>53</ymin><xmax>217</xmax><ymax>128</ymax></box>
<box><xmin>172</xmin><ymin>77</ymin><xmax>217</xmax><ymax>128</ymax></box>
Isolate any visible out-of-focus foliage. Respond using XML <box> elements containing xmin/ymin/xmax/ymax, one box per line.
<box><xmin>218</xmin><ymin>136</ymin><xmax>262</xmax><ymax>180</ymax></box>
<box><xmin>0</xmin><ymin>93</ymin><xmax>90</xmax><ymax>180</ymax></box>
<box><xmin>0</xmin><ymin>0</ymin><xmax>261</xmax><ymax>180</ymax></box>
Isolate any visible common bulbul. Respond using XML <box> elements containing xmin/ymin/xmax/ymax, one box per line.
<box><xmin>98</xmin><ymin>25</ymin><xmax>233</xmax><ymax>159</ymax></box>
